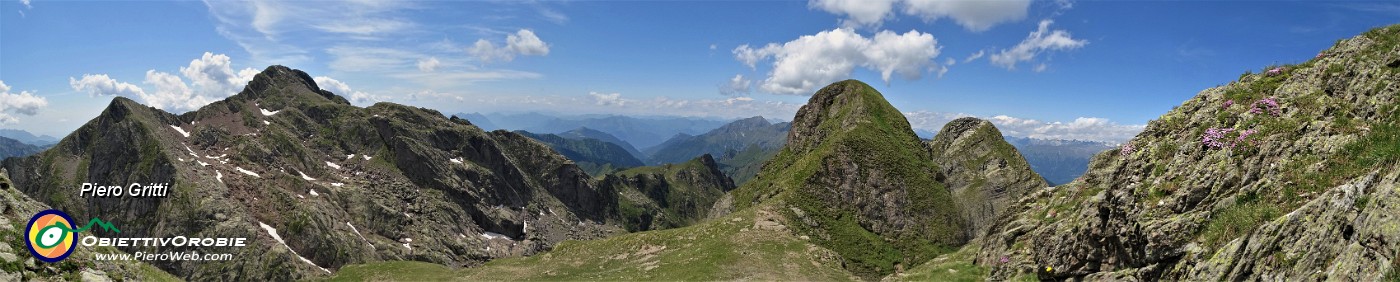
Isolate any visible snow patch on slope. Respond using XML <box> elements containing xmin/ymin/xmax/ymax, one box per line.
<box><xmin>170</xmin><ymin>125</ymin><xmax>190</xmax><ymax>138</ymax></box>
<box><xmin>236</xmin><ymin>167</ymin><xmax>260</xmax><ymax>177</ymax></box>
<box><xmin>258</xmin><ymin>222</ymin><xmax>330</xmax><ymax>274</ymax></box>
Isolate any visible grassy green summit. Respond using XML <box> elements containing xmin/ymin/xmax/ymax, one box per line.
<box><xmin>731</xmin><ymin>80</ymin><xmax>964</xmax><ymax>279</ymax></box>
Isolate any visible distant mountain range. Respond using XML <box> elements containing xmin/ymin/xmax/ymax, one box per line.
<box><xmin>514</xmin><ymin>130</ymin><xmax>646</xmax><ymax>176</ymax></box>
<box><xmin>555</xmin><ymin>127</ymin><xmax>646</xmax><ymax>161</ymax></box>
<box><xmin>1004</xmin><ymin>137</ymin><xmax>1115</xmax><ymax>185</ymax></box>
<box><xmin>454</xmin><ymin>112</ymin><xmax>729</xmax><ymax>150</ymax></box>
<box><xmin>645</xmin><ymin>116</ymin><xmax>789</xmax><ymax>185</ymax></box>
<box><xmin>0</xmin><ymin>136</ymin><xmax>43</xmax><ymax>161</ymax></box>
<box><xmin>0</xmin><ymin>128</ymin><xmax>59</xmax><ymax>146</ymax></box>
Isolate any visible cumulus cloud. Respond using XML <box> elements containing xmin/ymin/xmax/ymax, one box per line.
<box><xmin>990</xmin><ymin>19</ymin><xmax>1088</xmax><ymax>70</ymax></box>
<box><xmin>810</xmin><ymin>0</ymin><xmax>1030</xmax><ymax>31</ymax></box>
<box><xmin>719</xmin><ymin>74</ymin><xmax>753</xmax><ymax>96</ymax></box>
<box><xmin>69</xmin><ymin>52</ymin><xmax>265</xmax><ymax>113</ymax></box>
<box><xmin>313</xmin><ymin>76</ymin><xmax>386</xmax><ymax>104</ymax></box>
<box><xmin>180</xmin><ymin>52</ymin><xmax>258</xmax><ymax>97</ymax></box>
<box><xmin>905</xmin><ymin>111</ymin><xmax>1143</xmax><ymax>143</ymax></box>
<box><xmin>733</xmin><ymin>28</ymin><xmax>943</xmax><ymax>95</ymax></box>
<box><xmin>69</xmin><ymin>74</ymin><xmax>147</xmax><ymax>98</ymax></box>
<box><xmin>417</xmin><ymin>57</ymin><xmax>441</xmax><ymax>72</ymax></box>
<box><xmin>0</xmin><ymin>81</ymin><xmax>48</xmax><ymax>124</ymax></box>
<box><xmin>468</xmin><ymin>29</ymin><xmax>550</xmax><ymax>63</ymax></box>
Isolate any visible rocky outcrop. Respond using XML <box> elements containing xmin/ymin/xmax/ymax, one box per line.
<box><xmin>733</xmin><ymin>80</ymin><xmax>1035</xmax><ymax>279</ymax></box>
<box><xmin>0</xmin><ymin>169</ymin><xmax>178</xmax><ymax>281</ymax></box>
<box><xmin>1</xmin><ymin>65</ymin><xmax>624</xmax><ymax>280</ymax></box>
<box><xmin>925</xmin><ymin>117</ymin><xmax>1046</xmax><ymax>239</ymax></box>
<box><xmin>604</xmin><ymin>154</ymin><xmax>736</xmax><ymax>231</ymax></box>
<box><xmin>973</xmin><ymin>24</ymin><xmax>1400</xmax><ymax>281</ymax></box>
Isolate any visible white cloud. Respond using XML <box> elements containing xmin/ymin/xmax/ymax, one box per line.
<box><xmin>719</xmin><ymin>74</ymin><xmax>753</xmax><ymax>96</ymax></box>
<box><xmin>964</xmin><ymin>50</ymin><xmax>986</xmax><ymax>63</ymax></box>
<box><xmin>0</xmin><ymin>81</ymin><xmax>48</xmax><ymax>124</ymax></box>
<box><xmin>508</xmin><ymin>30</ymin><xmax>549</xmax><ymax>56</ymax></box>
<box><xmin>905</xmin><ymin>111</ymin><xmax>1143</xmax><ymax>143</ymax></box>
<box><xmin>468</xmin><ymin>29</ymin><xmax>550</xmax><ymax>63</ymax></box>
<box><xmin>809</xmin><ymin>0</ymin><xmax>898</xmax><ymax>28</ymax></box>
<box><xmin>313</xmin><ymin>76</ymin><xmax>386</xmax><ymax>105</ymax></box>
<box><xmin>144</xmin><ymin>70</ymin><xmax>210</xmax><ymax>112</ymax></box>
<box><xmin>180</xmin><ymin>52</ymin><xmax>258</xmax><ymax>97</ymax></box>
<box><xmin>733</xmin><ymin>28</ymin><xmax>943</xmax><ymax>95</ymax></box>
<box><xmin>70</xmin><ymin>53</ymin><xmax>264</xmax><ymax>113</ymax></box>
<box><xmin>588</xmin><ymin>91</ymin><xmax>626</xmax><ymax>106</ymax></box>
<box><xmin>901</xmin><ymin>0</ymin><xmax>1032</xmax><ymax>32</ymax></box>
<box><xmin>990</xmin><ymin>19</ymin><xmax>1088</xmax><ymax>70</ymax></box>
<box><xmin>20</xmin><ymin>0</ymin><xmax>31</xmax><ymax>9</ymax></box>
<box><xmin>937</xmin><ymin>58</ymin><xmax>954</xmax><ymax>78</ymax></box>
<box><xmin>809</xmin><ymin>0</ymin><xmax>1030</xmax><ymax>31</ymax></box>
<box><xmin>417</xmin><ymin>57</ymin><xmax>441</xmax><ymax>72</ymax></box>
<box><xmin>69</xmin><ymin>74</ymin><xmax>147</xmax><ymax>98</ymax></box>
<box><xmin>313</xmin><ymin>18</ymin><xmax>412</xmax><ymax>36</ymax></box>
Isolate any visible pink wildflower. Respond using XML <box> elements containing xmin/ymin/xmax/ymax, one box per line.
<box><xmin>1249</xmin><ymin>97</ymin><xmax>1282</xmax><ymax>116</ymax></box>
<box><xmin>1223</xmin><ymin>100</ymin><xmax>1234</xmax><ymax>109</ymax></box>
<box><xmin>1266</xmin><ymin>67</ymin><xmax>1284</xmax><ymax>76</ymax></box>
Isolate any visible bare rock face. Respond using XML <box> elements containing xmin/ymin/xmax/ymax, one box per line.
<box><xmin>0</xmin><ymin>65</ymin><xmax>623</xmax><ymax>280</ymax></box>
<box><xmin>925</xmin><ymin>117</ymin><xmax>1046</xmax><ymax>239</ymax></box>
<box><xmin>973</xmin><ymin>24</ymin><xmax>1400</xmax><ymax>281</ymax></box>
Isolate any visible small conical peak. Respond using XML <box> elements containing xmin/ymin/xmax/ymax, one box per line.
<box><xmin>934</xmin><ymin>117</ymin><xmax>1000</xmax><ymax>142</ymax></box>
<box><xmin>238</xmin><ymin>65</ymin><xmax>349</xmax><ymax>105</ymax></box>
<box><xmin>786</xmin><ymin>79</ymin><xmax>907</xmax><ymax>153</ymax></box>
<box><xmin>728</xmin><ymin>116</ymin><xmax>771</xmax><ymax>128</ymax></box>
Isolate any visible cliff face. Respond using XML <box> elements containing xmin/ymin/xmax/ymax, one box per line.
<box><xmin>925</xmin><ymin>117</ymin><xmax>1047</xmax><ymax>239</ymax></box>
<box><xmin>1</xmin><ymin>66</ymin><xmax>623</xmax><ymax>280</ymax></box>
<box><xmin>974</xmin><ymin>24</ymin><xmax>1400</xmax><ymax>280</ymax></box>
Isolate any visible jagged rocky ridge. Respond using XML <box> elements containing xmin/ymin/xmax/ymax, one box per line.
<box><xmin>971</xmin><ymin>24</ymin><xmax>1400</xmax><ymax>280</ymax></box>
<box><xmin>1</xmin><ymin>66</ymin><xmax>624</xmax><ymax>280</ymax></box>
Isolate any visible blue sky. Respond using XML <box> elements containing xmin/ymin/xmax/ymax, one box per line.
<box><xmin>1</xmin><ymin>0</ymin><xmax>1397</xmax><ymax>142</ymax></box>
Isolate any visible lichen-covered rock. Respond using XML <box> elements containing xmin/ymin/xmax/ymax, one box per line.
<box><xmin>972</xmin><ymin>24</ymin><xmax>1400</xmax><ymax>280</ymax></box>
<box><xmin>925</xmin><ymin>117</ymin><xmax>1047</xmax><ymax>239</ymax></box>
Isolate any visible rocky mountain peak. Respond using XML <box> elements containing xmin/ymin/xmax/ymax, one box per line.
<box><xmin>786</xmin><ymin>79</ymin><xmax>913</xmax><ymax>154</ymax></box>
<box><xmin>728</xmin><ymin>116</ymin><xmax>771</xmax><ymax>128</ymax></box>
<box><xmin>924</xmin><ymin>117</ymin><xmax>1045</xmax><ymax>239</ymax></box>
<box><xmin>239</xmin><ymin>65</ymin><xmax>349</xmax><ymax>105</ymax></box>
<box><xmin>934</xmin><ymin>117</ymin><xmax>996</xmax><ymax>141</ymax></box>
